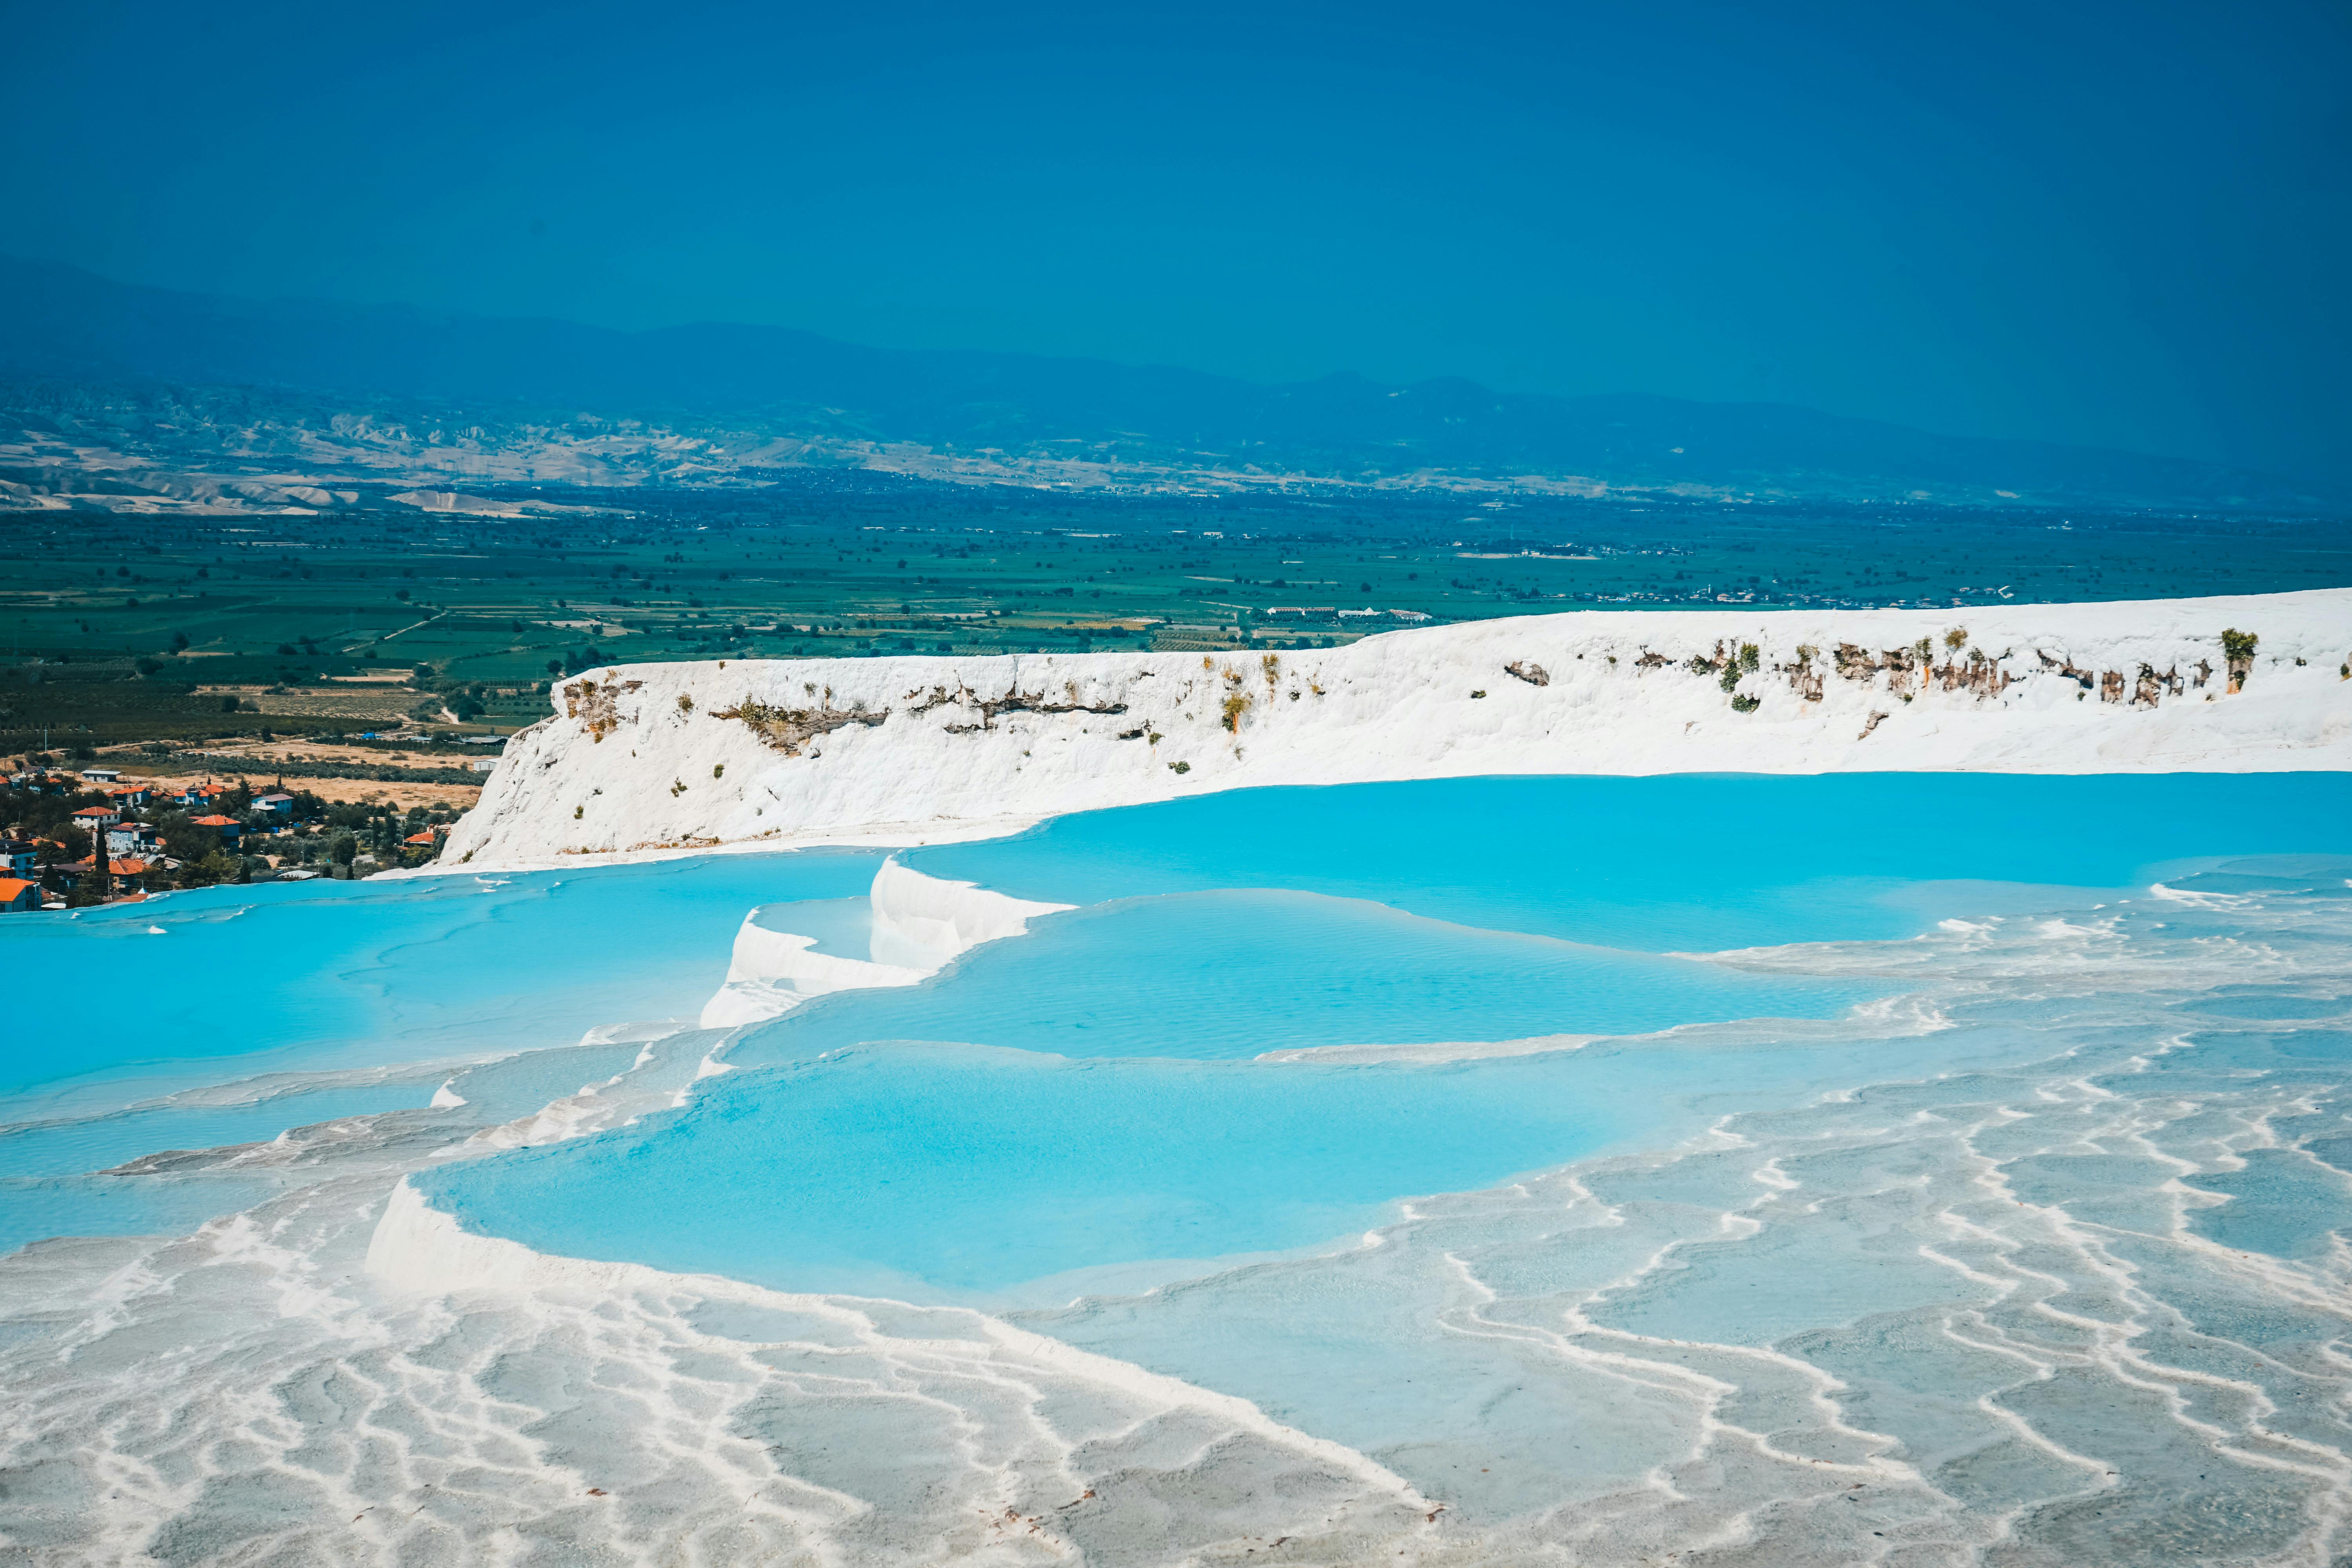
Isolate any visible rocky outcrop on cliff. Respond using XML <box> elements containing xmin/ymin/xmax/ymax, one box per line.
<box><xmin>439</xmin><ymin>591</ymin><xmax>2352</xmax><ymax>871</ymax></box>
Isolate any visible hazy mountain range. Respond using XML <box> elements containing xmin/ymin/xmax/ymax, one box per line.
<box><xmin>0</xmin><ymin>254</ymin><xmax>2334</xmax><ymax>511</ymax></box>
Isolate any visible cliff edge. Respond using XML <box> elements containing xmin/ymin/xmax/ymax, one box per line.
<box><xmin>440</xmin><ymin>591</ymin><xmax>2352</xmax><ymax>871</ymax></box>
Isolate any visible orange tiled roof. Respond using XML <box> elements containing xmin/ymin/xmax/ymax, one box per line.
<box><xmin>67</xmin><ymin>857</ymin><xmax>151</xmax><ymax>875</ymax></box>
<box><xmin>192</xmin><ymin>814</ymin><xmax>241</xmax><ymax>827</ymax></box>
<box><xmin>0</xmin><ymin>877</ymin><xmax>36</xmax><ymax>900</ymax></box>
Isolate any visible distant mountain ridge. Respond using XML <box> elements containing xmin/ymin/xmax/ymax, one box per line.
<box><xmin>0</xmin><ymin>254</ymin><xmax>2333</xmax><ymax>509</ymax></box>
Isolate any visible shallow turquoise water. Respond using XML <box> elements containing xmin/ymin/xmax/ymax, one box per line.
<box><xmin>437</xmin><ymin>1041</ymin><xmax>1633</xmax><ymax>1296</ymax></box>
<box><xmin>907</xmin><ymin>772</ymin><xmax>2352</xmax><ymax>949</ymax></box>
<box><xmin>0</xmin><ymin>848</ymin><xmax>886</xmax><ymax>1111</ymax></box>
<box><xmin>0</xmin><ymin>848</ymin><xmax>884</xmax><ymax>1245</ymax></box>
<box><xmin>0</xmin><ymin>1171</ymin><xmax>279</xmax><ymax>1260</ymax></box>
<box><xmin>734</xmin><ymin>887</ymin><xmax>1880</xmax><ymax>1068</ymax></box>
<box><xmin>430</xmin><ymin>1018</ymin><xmax>2073</xmax><ymax>1303</ymax></box>
<box><xmin>414</xmin><ymin>771</ymin><xmax>2352</xmax><ymax>1302</ymax></box>
<box><xmin>0</xmin><ymin>1079</ymin><xmax>435</xmax><ymax>1181</ymax></box>
<box><xmin>9</xmin><ymin>771</ymin><xmax>2352</xmax><ymax>1563</ymax></box>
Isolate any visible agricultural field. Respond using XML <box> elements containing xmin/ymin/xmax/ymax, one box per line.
<box><xmin>3</xmin><ymin>475</ymin><xmax>2346</xmax><ymax>764</ymax></box>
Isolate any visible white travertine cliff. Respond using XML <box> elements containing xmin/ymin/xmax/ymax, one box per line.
<box><xmin>440</xmin><ymin>590</ymin><xmax>2352</xmax><ymax>871</ymax></box>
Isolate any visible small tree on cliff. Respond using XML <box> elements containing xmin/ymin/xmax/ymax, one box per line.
<box><xmin>2221</xmin><ymin>628</ymin><xmax>2258</xmax><ymax>692</ymax></box>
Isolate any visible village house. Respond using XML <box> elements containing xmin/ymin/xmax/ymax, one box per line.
<box><xmin>0</xmin><ymin>877</ymin><xmax>40</xmax><ymax>913</ymax></box>
<box><xmin>71</xmin><ymin>803</ymin><xmax>121</xmax><ymax>831</ymax></box>
<box><xmin>107</xmin><ymin>783</ymin><xmax>151</xmax><ymax>809</ymax></box>
<box><xmin>256</xmin><ymin>791</ymin><xmax>295</xmax><ymax>818</ymax></box>
<box><xmin>191</xmin><ymin>813</ymin><xmax>243</xmax><ymax>848</ymax></box>
<box><xmin>1</xmin><ymin>837</ymin><xmax>35</xmax><ymax>878</ymax></box>
<box><xmin>58</xmin><ymin>858</ymin><xmax>155</xmax><ymax>902</ymax></box>
<box><xmin>78</xmin><ymin>767</ymin><xmax>121</xmax><ymax>785</ymax></box>
<box><xmin>106</xmin><ymin>820</ymin><xmax>160</xmax><ymax>858</ymax></box>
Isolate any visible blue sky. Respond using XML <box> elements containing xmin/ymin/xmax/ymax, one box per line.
<box><xmin>3</xmin><ymin>0</ymin><xmax>2346</xmax><ymax>483</ymax></box>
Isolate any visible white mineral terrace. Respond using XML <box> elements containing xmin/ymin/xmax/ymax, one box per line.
<box><xmin>438</xmin><ymin>590</ymin><xmax>2352</xmax><ymax>872</ymax></box>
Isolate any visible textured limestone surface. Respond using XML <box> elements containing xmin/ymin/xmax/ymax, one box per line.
<box><xmin>439</xmin><ymin>590</ymin><xmax>2352</xmax><ymax>872</ymax></box>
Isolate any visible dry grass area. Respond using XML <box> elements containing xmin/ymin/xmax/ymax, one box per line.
<box><xmin>91</xmin><ymin>735</ymin><xmax>490</xmax><ymax>809</ymax></box>
<box><xmin>102</xmin><ymin>762</ymin><xmax>482</xmax><ymax>811</ymax></box>
<box><xmin>1151</xmin><ymin>633</ymin><xmax>1245</xmax><ymax>652</ymax></box>
<box><xmin>201</xmin><ymin>738</ymin><xmax>489</xmax><ymax>808</ymax></box>
<box><xmin>231</xmin><ymin>739</ymin><xmax>431</xmax><ymax>766</ymax></box>
<box><xmin>293</xmin><ymin>777</ymin><xmax>482</xmax><ymax>809</ymax></box>
<box><xmin>195</xmin><ymin>685</ymin><xmax>418</xmax><ymax>721</ymax></box>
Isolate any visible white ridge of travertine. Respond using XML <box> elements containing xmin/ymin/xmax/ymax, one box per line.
<box><xmin>866</xmin><ymin>857</ymin><xmax>1074</xmax><ymax>969</ymax></box>
<box><xmin>361</xmin><ymin>1180</ymin><xmax>1428</xmax><ymax>1500</ymax></box>
<box><xmin>440</xmin><ymin>590</ymin><xmax>2352</xmax><ymax>872</ymax></box>
<box><xmin>696</xmin><ymin>860</ymin><xmax>1073</xmax><ymax>1026</ymax></box>
<box><xmin>695</xmin><ymin>919</ymin><xmax>930</xmax><ymax>1029</ymax></box>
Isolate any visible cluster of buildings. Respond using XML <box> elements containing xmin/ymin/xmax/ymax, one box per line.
<box><xmin>1261</xmin><ymin>606</ymin><xmax>1436</xmax><ymax>624</ymax></box>
<box><xmin>2</xmin><ymin>766</ymin><xmax>300</xmax><ymax>909</ymax></box>
<box><xmin>0</xmin><ymin>801</ymin><xmax>60</xmax><ymax>909</ymax></box>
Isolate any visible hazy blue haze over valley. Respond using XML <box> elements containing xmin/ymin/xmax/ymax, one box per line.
<box><xmin>7</xmin><ymin>254</ymin><xmax>2334</xmax><ymax>506</ymax></box>
<box><xmin>3</xmin><ymin>0</ymin><xmax>2347</xmax><ymax>486</ymax></box>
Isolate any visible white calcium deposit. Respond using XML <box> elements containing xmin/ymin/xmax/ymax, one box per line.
<box><xmin>442</xmin><ymin>590</ymin><xmax>2352</xmax><ymax>871</ymax></box>
<box><xmin>698</xmin><ymin>862</ymin><xmax>1072</xmax><ymax>1028</ymax></box>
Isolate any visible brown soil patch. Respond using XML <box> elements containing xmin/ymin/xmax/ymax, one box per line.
<box><xmin>196</xmin><ymin>684</ymin><xmax>420</xmax><ymax>722</ymax></box>
<box><xmin>104</xmin><ymin>764</ymin><xmax>481</xmax><ymax>811</ymax></box>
